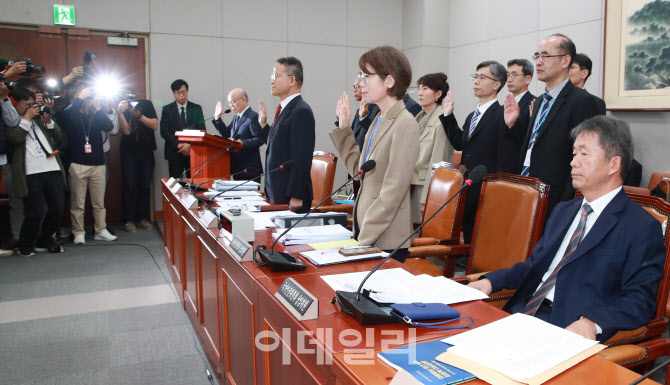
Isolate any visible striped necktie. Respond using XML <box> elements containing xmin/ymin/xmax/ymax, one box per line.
<box><xmin>521</xmin><ymin>203</ymin><xmax>593</xmax><ymax>316</ymax></box>
<box><xmin>521</xmin><ymin>93</ymin><xmax>553</xmax><ymax>176</ymax></box>
<box><xmin>467</xmin><ymin>108</ymin><xmax>481</xmax><ymax>141</ymax></box>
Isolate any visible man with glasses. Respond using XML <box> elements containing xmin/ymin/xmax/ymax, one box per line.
<box><xmin>568</xmin><ymin>53</ymin><xmax>607</xmax><ymax>114</ymax></box>
<box><xmin>506</xmin><ymin>59</ymin><xmax>536</xmax><ymax>157</ymax></box>
<box><xmin>212</xmin><ymin>88</ymin><xmax>267</xmax><ymax>181</ymax></box>
<box><xmin>160</xmin><ymin>79</ymin><xmax>205</xmax><ymax>178</ymax></box>
<box><xmin>258</xmin><ymin>57</ymin><xmax>315</xmax><ymax>213</ymax></box>
<box><xmin>439</xmin><ymin>60</ymin><xmax>517</xmax><ymax>243</ymax></box>
<box><xmin>504</xmin><ymin>34</ymin><xmax>601</xmax><ymax>218</ymax></box>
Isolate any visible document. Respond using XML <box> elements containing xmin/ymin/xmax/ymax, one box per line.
<box><xmin>439</xmin><ymin>313</ymin><xmax>602</xmax><ymax>383</ymax></box>
<box><xmin>308</xmin><ymin>239</ymin><xmax>359</xmax><ymax>250</ymax></box>
<box><xmin>300</xmin><ymin>248</ymin><xmax>387</xmax><ymax>266</ymax></box>
<box><xmin>320</xmin><ymin>268</ymin><xmax>488</xmax><ymax>305</ymax></box>
<box><xmin>272</xmin><ymin>224</ymin><xmax>352</xmax><ymax>245</ymax></box>
<box><xmin>245</xmin><ymin>210</ymin><xmax>295</xmax><ymax>230</ymax></box>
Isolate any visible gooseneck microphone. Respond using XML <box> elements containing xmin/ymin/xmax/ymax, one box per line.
<box><xmin>188</xmin><ymin>133</ymin><xmax>242</xmax><ymax>186</ymax></box>
<box><xmin>178</xmin><ymin>133</ymin><xmax>241</xmax><ymax>191</ymax></box>
<box><xmin>254</xmin><ymin>160</ymin><xmax>377</xmax><ymax>272</ymax></box>
<box><xmin>204</xmin><ymin>160</ymin><xmax>295</xmax><ymax>207</ymax></box>
<box><xmin>333</xmin><ymin>165</ymin><xmax>487</xmax><ymax>325</ymax></box>
<box><xmin>180</xmin><ymin>109</ymin><xmax>232</xmax><ymax>131</ymax></box>
<box><xmin>193</xmin><ymin>168</ymin><xmax>252</xmax><ymax>193</ymax></box>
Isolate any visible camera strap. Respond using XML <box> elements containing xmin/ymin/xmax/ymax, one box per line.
<box><xmin>31</xmin><ymin>121</ymin><xmax>58</xmax><ymax>158</ymax></box>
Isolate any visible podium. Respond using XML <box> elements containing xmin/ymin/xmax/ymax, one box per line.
<box><xmin>176</xmin><ymin>131</ymin><xmax>242</xmax><ymax>179</ymax></box>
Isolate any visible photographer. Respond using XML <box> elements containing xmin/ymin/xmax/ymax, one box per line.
<box><xmin>56</xmin><ymin>86</ymin><xmax>116</xmax><ymax>244</ymax></box>
<box><xmin>7</xmin><ymin>88</ymin><xmax>66</xmax><ymax>256</ymax></box>
<box><xmin>0</xmin><ymin>82</ymin><xmax>18</xmax><ymax>257</ymax></box>
<box><xmin>117</xmin><ymin>96</ymin><xmax>157</xmax><ymax>233</ymax></box>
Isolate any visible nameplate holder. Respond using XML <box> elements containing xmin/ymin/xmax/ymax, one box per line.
<box><xmin>181</xmin><ymin>193</ymin><xmax>198</xmax><ymax>209</ymax></box>
<box><xmin>275</xmin><ymin>278</ymin><xmax>318</xmax><ymax>321</ymax></box>
<box><xmin>171</xmin><ymin>183</ymin><xmax>183</xmax><ymax>194</ymax></box>
<box><xmin>198</xmin><ymin>208</ymin><xmax>219</xmax><ymax>228</ymax></box>
<box><xmin>228</xmin><ymin>235</ymin><xmax>252</xmax><ymax>262</ymax></box>
<box><xmin>166</xmin><ymin>177</ymin><xmax>177</xmax><ymax>188</ymax></box>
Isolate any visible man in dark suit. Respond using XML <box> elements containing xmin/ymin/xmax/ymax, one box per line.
<box><xmin>439</xmin><ymin>60</ymin><xmax>517</xmax><ymax>243</ymax></box>
<box><xmin>469</xmin><ymin>116</ymin><xmax>665</xmax><ymax>342</ymax></box>
<box><xmin>504</xmin><ymin>34</ymin><xmax>602</xmax><ymax>218</ymax></box>
<box><xmin>402</xmin><ymin>93</ymin><xmax>421</xmax><ymax>117</ymax></box>
<box><xmin>212</xmin><ymin>88</ymin><xmax>267</xmax><ymax>181</ymax></box>
<box><xmin>349</xmin><ymin>78</ymin><xmax>379</xmax><ymax>198</ymax></box>
<box><xmin>569</xmin><ymin>53</ymin><xmax>607</xmax><ymax>114</ymax></box>
<box><xmin>159</xmin><ymin>79</ymin><xmax>205</xmax><ymax>178</ymax></box>
<box><xmin>258</xmin><ymin>57</ymin><xmax>315</xmax><ymax>213</ymax></box>
<box><xmin>506</xmin><ymin>58</ymin><xmax>536</xmax><ymax>159</ymax></box>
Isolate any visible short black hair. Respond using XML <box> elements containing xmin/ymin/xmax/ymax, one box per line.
<box><xmin>417</xmin><ymin>72</ymin><xmax>449</xmax><ymax>104</ymax></box>
<box><xmin>171</xmin><ymin>79</ymin><xmax>188</xmax><ymax>92</ymax></box>
<box><xmin>573</xmin><ymin>53</ymin><xmax>593</xmax><ymax>82</ymax></box>
<box><xmin>16</xmin><ymin>77</ymin><xmax>41</xmax><ymax>92</ymax></box>
<box><xmin>12</xmin><ymin>87</ymin><xmax>36</xmax><ymax>102</ymax></box>
<box><xmin>276</xmin><ymin>57</ymin><xmax>304</xmax><ymax>87</ymax></box>
<box><xmin>570</xmin><ymin>115</ymin><xmax>633</xmax><ymax>181</ymax></box>
<box><xmin>507</xmin><ymin>58</ymin><xmax>534</xmax><ymax>78</ymax></box>
<box><xmin>548</xmin><ymin>33</ymin><xmax>577</xmax><ymax>67</ymax></box>
<box><xmin>477</xmin><ymin>60</ymin><xmax>507</xmax><ymax>94</ymax></box>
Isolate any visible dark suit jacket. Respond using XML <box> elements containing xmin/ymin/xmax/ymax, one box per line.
<box><xmin>518</xmin><ymin>80</ymin><xmax>601</xmax><ymax>215</ymax></box>
<box><xmin>624</xmin><ymin>158</ymin><xmax>643</xmax><ymax>187</ymax></box>
<box><xmin>486</xmin><ymin>190</ymin><xmax>665</xmax><ymax>342</ymax></box>
<box><xmin>593</xmin><ymin>93</ymin><xmax>607</xmax><ymax>115</ymax></box>
<box><xmin>509</xmin><ymin>91</ymin><xmax>536</xmax><ymax>160</ymax></box>
<box><xmin>403</xmin><ymin>94</ymin><xmax>421</xmax><ymax>117</ymax></box>
<box><xmin>159</xmin><ymin>100</ymin><xmax>205</xmax><ymax>161</ymax></box>
<box><xmin>439</xmin><ymin>101</ymin><xmax>517</xmax><ymax>241</ymax></box>
<box><xmin>351</xmin><ymin>103</ymin><xmax>380</xmax><ymax>151</ymax></box>
<box><xmin>212</xmin><ymin>107</ymin><xmax>268</xmax><ymax>181</ymax></box>
<box><xmin>263</xmin><ymin>95</ymin><xmax>315</xmax><ymax>210</ymax></box>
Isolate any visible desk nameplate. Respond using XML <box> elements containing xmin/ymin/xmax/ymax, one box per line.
<box><xmin>227</xmin><ymin>235</ymin><xmax>252</xmax><ymax>262</ymax></box>
<box><xmin>275</xmin><ymin>278</ymin><xmax>318</xmax><ymax>321</ymax></box>
<box><xmin>171</xmin><ymin>183</ymin><xmax>183</xmax><ymax>194</ymax></box>
<box><xmin>181</xmin><ymin>193</ymin><xmax>198</xmax><ymax>209</ymax></box>
<box><xmin>198</xmin><ymin>208</ymin><xmax>219</xmax><ymax>228</ymax></box>
<box><xmin>166</xmin><ymin>177</ymin><xmax>177</xmax><ymax>188</ymax></box>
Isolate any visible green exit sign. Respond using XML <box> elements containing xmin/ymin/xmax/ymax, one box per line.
<box><xmin>53</xmin><ymin>4</ymin><xmax>75</xmax><ymax>26</ymax></box>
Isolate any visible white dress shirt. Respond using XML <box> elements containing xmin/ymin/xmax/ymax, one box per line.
<box><xmin>20</xmin><ymin>119</ymin><xmax>60</xmax><ymax>175</ymax></box>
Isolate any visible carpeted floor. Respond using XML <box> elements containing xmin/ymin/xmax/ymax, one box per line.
<box><xmin>0</xmin><ymin>224</ymin><xmax>218</xmax><ymax>385</ymax></box>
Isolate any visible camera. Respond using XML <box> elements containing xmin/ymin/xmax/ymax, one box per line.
<box><xmin>0</xmin><ymin>73</ymin><xmax>18</xmax><ymax>89</ymax></box>
<box><xmin>52</xmin><ymin>95</ymin><xmax>68</xmax><ymax>108</ymax></box>
<box><xmin>1</xmin><ymin>57</ymin><xmax>45</xmax><ymax>76</ymax></box>
<box><xmin>83</xmin><ymin>51</ymin><xmax>97</xmax><ymax>79</ymax></box>
<box><xmin>127</xmin><ymin>92</ymin><xmax>139</xmax><ymax>108</ymax></box>
<box><xmin>37</xmin><ymin>104</ymin><xmax>55</xmax><ymax>115</ymax></box>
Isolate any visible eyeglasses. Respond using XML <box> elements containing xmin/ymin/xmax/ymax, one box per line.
<box><xmin>228</xmin><ymin>97</ymin><xmax>241</xmax><ymax>105</ymax></box>
<box><xmin>271</xmin><ymin>72</ymin><xmax>292</xmax><ymax>81</ymax></box>
<box><xmin>507</xmin><ymin>72</ymin><xmax>527</xmax><ymax>80</ymax></box>
<box><xmin>174</xmin><ymin>90</ymin><xmax>188</xmax><ymax>95</ymax></box>
<box><xmin>358</xmin><ymin>71</ymin><xmax>377</xmax><ymax>84</ymax></box>
<box><xmin>470</xmin><ymin>73</ymin><xmax>497</xmax><ymax>82</ymax></box>
<box><xmin>352</xmin><ymin>83</ymin><xmax>359</xmax><ymax>90</ymax></box>
<box><xmin>532</xmin><ymin>53</ymin><xmax>567</xmax><ymax>62</ymax></box>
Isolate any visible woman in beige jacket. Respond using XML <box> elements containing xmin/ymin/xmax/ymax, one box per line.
<box><xmin>330</xmin><ymin>46</ymin><xmax>419</xmax><ymax>262</ymax></box>
<box><xmin>411</xmin><ymin>72</ymin><xmax>454</xmax><ymax>223</ymax></box>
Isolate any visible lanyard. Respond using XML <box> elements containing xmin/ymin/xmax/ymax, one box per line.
<box><xmin>81</xmin><ymin>118</ymin><xmax>92</xmax><ymax>143</ymax></box>
<box><xmin>364</xmin><ymin>117</ymin><xmax>383</xmax><ymax>161</ymax></box>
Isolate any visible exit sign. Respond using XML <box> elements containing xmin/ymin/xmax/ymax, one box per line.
<box><xmin>53</xmin><ymin>4</ymin><xmax>75</xmax><ymax>26</ymax></box>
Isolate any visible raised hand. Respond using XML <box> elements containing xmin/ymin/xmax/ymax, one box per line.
<box><xmin>4</xmin><ymin>61</ymin><xmax>27</xmax><ymax>77</ymax></box>
<box><xmin>503</xmin><ymin>93</ymin><xmax>520</xmax><ymax>128</ymax></box>
<box><xmin>337</xmin><ymin>92</ymin><xmax>351</xmax><ymax>127</ymax></box>
<box><xmin>214</xmin><ymin>101</ymin><xmax>223</xmax><ymax>120</ymax></box>
<box><xmin>78</xmin><ymin>88</ymin><xmax>93</xmax><ymax>100</ymax></box>
<box><xmin>359</xmin><ymin>99</ymin><xmax>368</xmax><ymax>118</ymax></box>
<box><xmin>442</xmin><ymin>91</ymin><xmax>454</xmax><ymax>115</ymax></box>
<box><xmin>529</xmin><ymin>99</ymin><xmax>535</xmax><ymax>117</ymax></box>
<box><xmin>117</xmin><ymin>100</ymin><xmax>129</xmax><ymax>112</ymax></box>
<box><xmin>258</xmin><ymin>99</ymin><xmax>267</xmax><ymax>126</ymax></box>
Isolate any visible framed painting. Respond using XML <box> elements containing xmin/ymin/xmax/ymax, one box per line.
<box><xmin>604</xmin><ymin>0</ymin><xmax>670</xmax><ymax>110</ymax></box>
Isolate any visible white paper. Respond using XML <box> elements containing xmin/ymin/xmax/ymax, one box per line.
<box><xmin>300</xmin><ymin>248</ymin><xmax>387</xmax><ymax>266</ymax></box>
<box><xmin>245</xmin><ymin>210</ymin><xmax>295</xmax><ymax>230</ymax></box>
<box><xmin>441</xmin><ymin>313</ymin><xmax>599</xmax><ymax>382</ymax></box>
<box><xmin>272</xmin><ymin>224</ymin><xmax>352</xmax><ymax>245</ymax></box>
<box><xmin>175</xmin><ymin>130</ymin><xmax>205</xmax><ymax>137</ymax></box>
<box><xmin>321</xmin><ymin>268</ymin><xmax>416</xmax><ymax>294</ymax></box>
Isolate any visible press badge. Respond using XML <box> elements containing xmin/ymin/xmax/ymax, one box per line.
<box><xmin>35</xmin><ymin>146</ymin><xmax>45</xmax><ymax>157</ymax></box>
<box><xmin>84</xmin><ymin>143</ymin><xmax>92</xmax><ymax>153</ymax></box>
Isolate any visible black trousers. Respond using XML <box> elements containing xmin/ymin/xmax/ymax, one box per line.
<box><xmin>122</xmin><ymin>151</ymin><xmax>155</xmax><ymax>222</ymax></box>
<box><xmin>20</xmin><ymin>171</ymin><xmax>65</xmax><ymax>252</ymax></box>
<box><xmin>168</xmin><ymin>155</ymin><xmax>190</xmax><ymax>179</ymax></box>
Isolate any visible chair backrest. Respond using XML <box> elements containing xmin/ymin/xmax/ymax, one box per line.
<box><xmin>467</xmin><ymin>173</ymin><xmax>550</xmax><ymax>275</ymax></box>
<box><xmin>623</xmin><ymin>185</ymin><xmax>651</xmax><ymax>196</ymax></box>
<box><xmin>625</xmin><ymin>194</ymin><xmax>670</xmax><ymax>320</ymax></box>
<box><xmin>311</xmin><ymin>151</ymin><xmax>338</xmax><ymax>207</ymax></box>
<box><xmin>648</xmin><ymin>172</ymin><xmax>670</xmax><ymax>191</ymax></box>
<box><xmin>420</xmin><ymin>162</ymin><xmax>468</xmax><ymax>243</ymax></box>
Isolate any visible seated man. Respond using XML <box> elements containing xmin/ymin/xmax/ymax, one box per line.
<box><xmin>469</xmin><ymin>115</ymin><xmax>665</xmax><ymax>342</ymax></box>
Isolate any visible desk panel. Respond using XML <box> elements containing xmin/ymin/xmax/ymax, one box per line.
<box><xmin>183</xmin><ymin>215</ymin><xmax>199</xmax><ymax>320</ymax></box>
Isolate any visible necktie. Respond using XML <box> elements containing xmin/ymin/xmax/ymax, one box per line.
<box><xmin>522</xmin><ymin>203</ymin><xmax>594</xmax><ymax>316</ymax></box>
<box><xmin>231</xmin><ymin>115</ymin><xmax>239</xmax><ymax>136</ymax></box>
<box><xmin>521</xmin><ymin>93</ymin><xmax>553</xmax><ymax>176</ymax></box>
<box><xmin>273</xmin><ymin>105</ymin><xmax>282</xmax><ymax>126</ymax></box>
<box><xmin>467</xmin><ymin>108</ymin><xmax>481</xmax><ymax>141</ymax></box>
<box><xmin>180</xmin><ymin>106</ymin><xmax>186</xmax><ymax>128</ymax></box>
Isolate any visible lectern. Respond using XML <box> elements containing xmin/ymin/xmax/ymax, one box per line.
<box><xmin>176</xmin><ymin>131</ymin><xmax>242</xmax><ymax>179</ymax></box>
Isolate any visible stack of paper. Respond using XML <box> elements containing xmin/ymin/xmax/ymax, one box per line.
<box><xmin>212</xmin><ymin>180</ymin><xmax>260</xmax><ymax>191</ymax></box>
<box><xmin>438</xmin><ymin>314</ymin><xmax>603</xmax><ymax>384</ymax></box>
<box><xmin>300</xmin><ymin>248</ymin><xmax>387</xmax><ymax>266</ymax></box>
<box><xmin>321</xmin><ymin>268</ymin><xmax>488</xmax><ymax>305</ymax></box>
<box><xmin>272</xmin><ymin>224</ymin><xmax>352</xmax><ymax>245</ymax></box>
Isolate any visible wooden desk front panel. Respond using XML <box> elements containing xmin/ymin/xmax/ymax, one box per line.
<box><xmin>162</xmin><ymin>193</ymin><xmax>173</xmax><ymax>265</ymax></box>
<box><xmin>198</xmin><ymin>235</ymin><xmax>222</xmax><ymax>368</ymax></box>
<box><xmin>170</xmin><ymin>204</ymin><xmax>184</xmax><ymax>302</ymax></box>
<box><xmin>183</xmin><ymin>214</ymin><xmax>199</xmax><ymax>321</ymax></box>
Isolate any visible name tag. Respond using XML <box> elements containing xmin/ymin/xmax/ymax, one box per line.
<box><xmin>166</xmin><ymin>177</ymin><xmax>176</xmax><ymax>187</ymax></box>
<box><xmin>274</xmin><ymin>278</ymin><xmax>318</xmax><ymax>320</ymax></box>
<box><xmin>524</xmin><ymin>148</ymin><xmax>532</xmax><ymax>167</ymax></box>
<box><xmin>35</xmin><ymin>147</ymin><xmax>45</xmax><ymax>157</ymax></box>
<box><xmin>182</xmin><ymin>193</ymin><xmax>198</xmax><ymax>209</ymax></box>
<box><xmin>84</xmin><ymin>143</ymin><xmax>92</xmax><ymax>153</ymax></box>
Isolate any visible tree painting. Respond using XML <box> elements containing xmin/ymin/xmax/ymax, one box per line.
<box><xmin>624</xmin><ymin>0</ymin><xmax>670</xmax><ymax>90</ymax></box>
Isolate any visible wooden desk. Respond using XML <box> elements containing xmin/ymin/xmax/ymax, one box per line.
<box><xmin>160</xmin><ymin>179</ymin><xmax>658</xmax><ymax>385</ymax></box>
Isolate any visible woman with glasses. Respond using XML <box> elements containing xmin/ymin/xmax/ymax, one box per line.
<box><xmin>411</xmin><ymin>72</ymin><xmax>453</xmax><ymax>223</ymax></box>
<box><xmin>330</xmin><ymin>46</ymin><xmax>419</xmax><ymax>262</ymax></box>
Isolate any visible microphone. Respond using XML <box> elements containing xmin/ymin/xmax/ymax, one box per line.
<box><xmin>180</xmin><ymin>109</ymin><xmax>232</xmax><ymax>131</ymax></box>
<box><xmin>204</xmin><ymin>160</ymin><xmax>295</xmax><ymax>207</ymax></box>
<box><xmin>628</xmin><ymin>356</ymin><xmax>670</xmax><ymax>385</ymax></box>
<box><xmin>333</xmin><ymin>165</ymin><xmax>487</xmax><ymax>325</ymax></box>
<box><xmin>178</xmin><ymin>133</ymin><xmax>241</xmax><ymax>191</ymax></box>
<box><xmin>253</xmin><ymin>160</ymin><xmax>377</xmax><ymax>272</ymax></box>
<box><xmin>188</xmin><ymin>133</ymin><xmax>242</xmax><ymax>188</ymax></box>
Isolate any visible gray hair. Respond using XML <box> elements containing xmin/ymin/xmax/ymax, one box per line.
<box><xmin>570</xmin><ymin>115</ymin><xmax>634</xmax><ymax>180</ymax></box>
<box><xmin>477</xmin><ymin>61</ymin><xmax>507</xmax><ymax>94</ymax></box>
<box><xmin>507</xmin><ymin>58</ymin><xmax>534</xmax><ymax>77</ymax></box>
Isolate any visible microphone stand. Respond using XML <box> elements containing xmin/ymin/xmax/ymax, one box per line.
<box><xmin>205</xmin><ymin>162</ymin><xmax>294</xmax><ymax>208</ymax></box>
<box><xmin>187</xmin><ymin>134</ymin><xmax>242</xmax><ymax>190</ymax></box>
